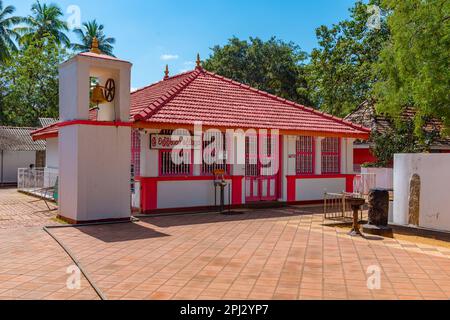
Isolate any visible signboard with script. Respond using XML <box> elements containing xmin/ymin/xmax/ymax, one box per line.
<box><xmin>150</xmin><ymin>134</ymin><xmax>200</xmax><ymax>149</ymax></box>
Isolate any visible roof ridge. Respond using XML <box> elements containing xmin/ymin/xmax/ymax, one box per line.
<box><xmin>0</xmin><ymin>126</ymin><xmax>39</xmax><ymax>130</ymax></box>
<box><xmin>203</xmin><ymin>70</ymin><xmax>371</xmax><ymax>134</ymax></box>
<box><xmin>131</xmin><ymin>70</ymin><xmax>197</xmax><ymax>95</ymax></box>
<box><xmin>134</xmin><ymin>69</ymin><xmax>202</xmax><ymax>121</ymax></box>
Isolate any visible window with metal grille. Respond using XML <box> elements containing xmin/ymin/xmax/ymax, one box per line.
<box><xmin>321</xmin><ymin>137</ymin><xmax>340</xmax><ymax>174</ymax></box>
<box><xmin>160</xmin><ymin>149</ymin><xmax>192</xmax><ymax>176</ymax></box>
<box><xmin>131</xmin><ymin>129</ymin><xmax>141</xmax><ymax>178</ymax></box>
<box><xmin>245</xmin><ymin>135</ymin><xmax>258</xmax><ymax>177</ymax></box>
<box><xmin>202</xmin><ymin>131</ymin><xmax>228</xmax><ymax>175</ymax></box>
<box><xmin>295</xmin><ymin>136</ymin><xmax>314</xmax><ymax>174</ymax></box>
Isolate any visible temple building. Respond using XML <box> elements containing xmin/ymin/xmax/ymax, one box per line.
<box><xmin>31</xmin><ymin>45</ymin><xmax>369</xmax><ymax>221</ymax></box>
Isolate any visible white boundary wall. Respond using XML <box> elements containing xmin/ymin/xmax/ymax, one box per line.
<box><xmin>361</xmin><ymin>167</ymin><xmax>393</xmax><ymax>189</ymax></box>
<box><xmin>157</xmin><ymin>180</ymin><xmax>232</xmax><ymax>209</ymax></box>
<box><xmin>394</xmin><ymin>154</ymin><xmax>450</xmax><ymax>232</ymax></box>
<box><xmin>1</xmin><ymin>151</ymin><xmax>36</xmax><ymax>183</ymax></box>
<box><xmin>46</xmin><ymin>138</ymin><xmax>59</xmax><ymax>169</ymax></box>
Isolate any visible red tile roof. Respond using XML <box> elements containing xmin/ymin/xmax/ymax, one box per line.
<box><xmin>31</xmin><ymin>122</ymin><xmax>59</xmax><ymax>141</ymax></box>
<box><xmin>132</xmin><ymin>68</ymin><xmax>370</xmax><ymax>138</ymax></box>
<box><xmin>31</xmin><ymin>109</ymin><xmax>99</xmax><ymax>140</ymax></box>
<box><xmin>77</xmin><ymin>51</ymin><xmax>131</xmax><ymax>64</ymax></box>
<box><xmin>33</xmin><ymin>67</ymin><xmax>370</xmax><ymax>140</ymax></box>
<box><xmin>130</xmin><ymin>71</ymin><xmax>196</xmax><ymax>119</ymax></box>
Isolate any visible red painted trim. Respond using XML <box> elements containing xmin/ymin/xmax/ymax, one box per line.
<box><xmin>138</xmin><ymin>175</ymin><xmax>244</xmax><ymax>212</ymax></box>
<box><xmin>231</xmin><ymin>176</ymin><xmax>244</xmax><ymax>205</ymax></box>
<box><xmin>58</xmin><ymin>120</ymin><xmax>132</xmax><ymax>128</ymax></box>
<box><xmin>278</xmin><ymin>134</ymin><xmax>283</xmax><ymax>199</ymax></box>
<box><xmin>354</xmin><ymin>148</ymin><xmax>377</xmax><ymax>165</ymax></box>
<box><xmin>32</xmin><ymin>132</ymin><xmax>58</xmax><ymax>141</ymax></box>
<box><xmin>286</xmin><ymin>174</ymin><xmax>356</xmax><ymax>202</ymax></box>
<box><xmin>287</xmin><ymin>174</ymin><xmax>354</xmax><ymax>179</ymax></box>
<box><xmin>287</xmin><ymin>176</ymin><xmax>296</xmax><ymax>202</ymax></box>
<box><xmin>345</xmin><ymin>175</ymin><xmax>356</xmax><ymax>193</ymax></box>
<box><xmin>32</xmin><ymin>120</ymin><xmax>132</xmax><ymax>141</ymax></box>
<box><xmin>140</xmin><ymin>178</ymin><xmax>157</xmax><ymax>212</ymax></box>
<box><xmin>137</xmin><ymin>175</ymin><xmax>236</xmax><ymax>182</ymax></box>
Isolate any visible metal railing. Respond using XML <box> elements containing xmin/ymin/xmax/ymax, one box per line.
<box><xmin>353</xmin><ymin>173</ymin><xmax>377</xmax><ymax>196</ymax></box>
<box><xmin>323</xmin><ymin>173</ymin><xmax>376</xmax><ymax>220</ymax></box>
<box><xmin>17</xmin><ymin>168</ymin><xmax>59</xmax><ymax>201</ymax></box>
<box><xmin>324</xmin><ymin>192</ymin><xmax>353</xmax><ymax>220</ymax></box>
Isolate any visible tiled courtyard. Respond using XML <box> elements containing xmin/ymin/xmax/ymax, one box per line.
<box><xmin>0</xmin><ymin>188</ymin><xmax>58</xmax><ymax>229</ymax></box>
<box><xmin>1</xmin><ymin>188</ymin><xmax>450</xmax><ymax>300</ymax></box>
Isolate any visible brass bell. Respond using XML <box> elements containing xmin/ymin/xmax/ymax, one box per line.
<box><xmin>90</xmin><ymin>84</ymin><xmax>107</xmax><ymax>107</ymax></box>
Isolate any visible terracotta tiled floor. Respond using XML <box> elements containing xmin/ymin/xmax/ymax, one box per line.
<box><xmin>0</xmin><ymin>227</ymin><xmax>100</xmax><ymax>300</ymax></box>
<box><xmin>49</xmin><ymin>208</ymin><xmax>450</xmax><ymax>300</ymax></box>
<box><xmin>1</xmin><ymin>189</ymin><xmax>450</xmax><ymax>300</ymax></box>
<box><xmin>0</xmin><ymin>188</ymin><xmax>58</xmax><ymax>229</ymax></box>
<box><xmin>0</xmin><ymin>189</ymin><xmax>97</xmax><ymax>300</ymax></box>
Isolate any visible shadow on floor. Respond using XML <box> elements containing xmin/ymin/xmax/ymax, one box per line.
<box><xmin>137</xmin><ymin>206</ymin><xmax>320</xmax><ymax>229</ymax></box>
<box><xmin>74</xmin><ymin>222</ymin><xmax>170</xmax><ymax>243</ymax></box>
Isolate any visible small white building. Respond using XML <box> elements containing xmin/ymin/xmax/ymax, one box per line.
<box><xmin>0</xmin><ymin>126</ymin><xmax>46</xmax><ymax>185</ymax></box>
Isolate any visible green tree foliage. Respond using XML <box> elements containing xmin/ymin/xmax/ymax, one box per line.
<box><xmin>308</xmin><ymin>0</ymin><xmax>390</xmax><ymax>117</ymax></box>
<box><xmin>203</xmin><ymin>36</ymin><xmax>312</xmax><ymax>106</ymax></box>
<box><xmin>375</xmin><ymin>0</ymin><xmax>450</xmax><ymax>133</ymax></box>
<box><xmin>0</xmin><ymin>0</ymin><xmax>23</xmax><ymax>63</ymax></box>
<box><xmin>16</xmin><ymin>1</ymin><xmax>69</xmax><ymax>46</ymax></box>
<box><xmin>369</xmin><ymin>119</ymin><xmax>440</xmax><ymax>167</ymax></box>
<box><xmin>0</xmin><ymin>36</ymin><xmax>68</xmax><ymax>127</ymax></box>
<box><xmin>71</xmin><ymin>20</ymin><xmax>116</xmax><ymax>56</ymax></box>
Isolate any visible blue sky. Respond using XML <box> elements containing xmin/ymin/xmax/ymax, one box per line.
<box><xmin>13</xmin><ymin>0</ymin><xmax>357</xmax><ymax>89</ymax></box>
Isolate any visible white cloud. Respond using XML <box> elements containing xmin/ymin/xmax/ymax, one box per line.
<box><xmin>160</xmin><ymin>54</ymin><xmax>179</xmax><ymax>61</ymax></box>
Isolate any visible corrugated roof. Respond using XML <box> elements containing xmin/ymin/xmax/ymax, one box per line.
<box><xmin>344</xmin><ymin>101</ymin><xmax>450</xmax><ymax>149</ymax></box>
<box><xmin>0</xmin><ymin>127</ymin><xmax>46</xmax><ymax>151</ymax></box>
<box><xmin>39</xmin><ymin>118</ymin><xmax>59</xmax><ymax>128</ymax></box>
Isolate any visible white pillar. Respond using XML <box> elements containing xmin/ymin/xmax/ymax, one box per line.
<box><xmin>281</xmin><ymin>135</ymin><xmax>291</xmax><ymax>201</ymax></box>
<box><xmin>339</xmin><ymin>138</ymin><xmax>355</xmax><ymax>174</ymax></box>
<box><xmin>231</xmin><ymin>133</ymin><xmax>245</xmax><ymax>176</ymax></box>
<box><xmin>346</xmin><ymin>138</ymin><xmax>355</xmax><ymax>174</ymax></box>
<box><xmin>140</xmin><ymin>130</ymin><xmax>159</xmax><ymax>177</ymax></box>
<box><xmin>315</xmin><ymin>137</ymin><xmax>324</xmax><ymax>175</ymax></box>
<box><xmin>286</xmin><ymin>136</ymin><xmax>296</xmax><ymax>176</ymax></box>
<box><xmin>340</xmin><ymin>138</ymin><xmax>347</xmax><ymax>174</ymax></box>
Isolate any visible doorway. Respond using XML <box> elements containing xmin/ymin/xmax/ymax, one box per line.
<box><xmin>245</xmin><ymin>134</ymin><xmax>280</xmax><ymax>202</ymax></box>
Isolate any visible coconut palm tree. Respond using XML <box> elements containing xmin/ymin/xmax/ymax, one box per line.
<box><xmin>0</xmin><ymin>0</ymin><xmax>23</xmax><ymax>63</ymax></box>
<box><xmin>17</xmin><ymin>1</ymin><xmax>69</xmax><ymax>46</ymax></box>
<box><xmin>71</xmin><ymin>20</ymin><xmax>115</xmax><ymax>56</ymax></box>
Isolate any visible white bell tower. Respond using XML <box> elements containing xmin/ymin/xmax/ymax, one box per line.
<box><xmin>58</xmin><ymin>38</ymin><xmax>132</xmax><ymax>223</ymax></box>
